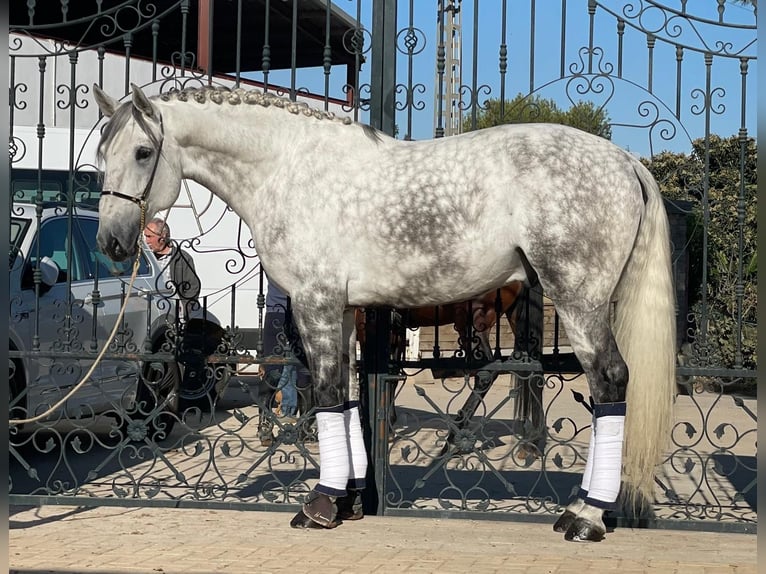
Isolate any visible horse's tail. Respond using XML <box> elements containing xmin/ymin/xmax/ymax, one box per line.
<box><xmin>614</xmin><ymin>159</ymin><xmax>676</xmax><ymax>508</ymax></box>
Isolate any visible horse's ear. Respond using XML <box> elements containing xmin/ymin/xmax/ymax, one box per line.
<box><xmin>130</xmin><ymin>83</ymin><xmax>158</xmax><ymax>121</ymax></box>
<box><xmin>93</xmin><ymin>84</ymin><xmax>120</xmax><ymax>118</ymax></box>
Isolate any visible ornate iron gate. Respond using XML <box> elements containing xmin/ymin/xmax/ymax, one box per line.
<box><xmin>8</xmin><ymin>1</ymin><xmax>756</xmax><ymax>533</ymax></box>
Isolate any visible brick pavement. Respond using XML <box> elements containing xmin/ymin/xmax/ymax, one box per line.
<box><xmin>9</xmin><ymin>504</ymin><xmax>757</xmax><ymax>574</ymax></box>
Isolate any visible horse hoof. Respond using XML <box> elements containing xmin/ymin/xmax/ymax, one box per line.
<box><xmin>563</xmin><ymin>517</ymin><xmax>605</xmax><ymax>542</ymax></box>
<box><xmin>552</xmin><ymin>510</ymin><xmax>577</xmax><ymax>533</ymax></box>
<box><xmin>291</xmin><ymin>491</ymin><xmax>339</xmax><ymax>529</ymax></box>
<box><xmin>336</xmin><ymin>490</ymin><xmax>364</xmax><ymax>521</ymax></box>
<box><xmin>290</xmin><ymin>509</ymin><xmax>321</xmax><ymax>529</ymax></box>
<box><xmin>290</xmin><ymin>509</ymin><xmax>338</xmax><ymax>529</ymax></box>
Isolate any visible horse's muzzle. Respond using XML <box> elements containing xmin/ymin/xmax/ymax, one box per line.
<box><xmin>99</xmin><ymin>234</ymin><xmax>138</xmax><ymax>262</ymax></box>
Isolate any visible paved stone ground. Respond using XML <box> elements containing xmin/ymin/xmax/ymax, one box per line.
<box><xmin>9</xmin><ymin>504</ymin><xmax>757</xmax><ymax>573</ymax></box>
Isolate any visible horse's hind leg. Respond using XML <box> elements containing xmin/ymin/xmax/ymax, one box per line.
<box><xmin>551</xmin><ymin>304</ymin><xmax>629</xmax><ymax>542</ymax></box>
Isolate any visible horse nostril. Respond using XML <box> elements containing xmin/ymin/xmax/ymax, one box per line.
<box><xmin>106</xmin><ymin>236</ymin><xmax>126</xmax><ymax>261</ymax></box>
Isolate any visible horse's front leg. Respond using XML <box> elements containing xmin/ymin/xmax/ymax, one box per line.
<box><xmin>288</xmin><ymin>301</ymin><xmax>366</xmax><ymax>529</ymax></box>
<box><xmin>337</xmin><ymin>308</ymin><xmax>367</xmax><ymax>521</ymax></box>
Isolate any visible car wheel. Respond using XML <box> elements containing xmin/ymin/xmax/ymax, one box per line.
<box><xmin>177</xmin><ymin>361</ymin><xmax>232</xmax><ymax>412</ymax></box>
<box><xmin>176</xmin><ymin>319</ymin><xmax>231</xmax><ymax>413</ymax></box>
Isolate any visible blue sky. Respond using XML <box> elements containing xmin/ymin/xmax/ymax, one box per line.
<box><xmin>256</xmin><ymin>1</ymin><xmax>757</xmax><ymax>158</ymax></box>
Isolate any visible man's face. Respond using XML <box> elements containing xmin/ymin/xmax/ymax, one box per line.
<box><xmin>143</xmin><ymin>224</ymin><xmax>165</xmax><ymax>253</ymax></box>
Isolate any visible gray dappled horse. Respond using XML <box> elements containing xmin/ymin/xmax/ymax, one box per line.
<box><xmin>93</xmin><ymin>84</ymin><xmax>675</xmax><ymax>543</ymax></box>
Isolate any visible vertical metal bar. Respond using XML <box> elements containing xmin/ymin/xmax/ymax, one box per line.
<box><xmin>323</xmin><ymin>0</ymin><xmax>333</xmax><ymax>109</ymax></box>
<box><xmin>374</xmin><ymin>369</ymin><xmax>391</xmax><ymax>516</ymax></box>
<box><xmin>469</xmin><ymin>0</ymin><xmax>479</xmax><ymax>131</ymax></box>
<box><xmin>235</xmin><ymin>0</ymin><xmax>243</xmax><ymax>88</ymax></box>
<box><xmin>180</xmin><ymin>0</ymin><xmax>190</xmax><ymax>77</ymax></box>
<box><xmin>734</xmin><ymin>57</ymin><xmax>749</xmax><ymax>369</ymax></box>
<box><xmin>494</xmin><ymin>289</ymin><xmax>502</xmax><ymax>359</ymax></box>
<box><xmin>151</xmin><ymin>20</ymin><xmax>160</xmax><ymax>83</ymax></box>
<box><xmin>403</xmin><ymin>0</ymin><xmax>416</xmax><ymax>140</ymax></box>
<box><xmin>616</xmin><ymin>18</ymin><xmax>624</xmax><ymax>78</ymax></box>
<box><xmin>559</xmin><ymin>0</ymin><xmax>566</xmax><ymax>79</ymax></box>
<box><xmin>366</xmin><ymin>2</ymin><xmax>398</xmax><ymax>518</ymax></box>
<box><xmin>207</xmin><ymin>0</ymin><xmax>214</xmax><ymax>86</ymax></box>
<box><xmin>587</xmin><ymin>0</ymin><xmax>596</xmax><ymax>74</ymax></box>
<box><xmin>118</xmin><ymin>283</ymin><xmax>129</xmax><ymax>354</ymax></box>
<box><xmin>97</xmin><ymin>46</ymin><xmax>105</xmax><ymax>89</ymax></box>
<box><xmin>699</xmin><ymin>52</ymin><xmax>713</xmax><ymax>346</ymax></box>
<box><xmin>231</xmin><ymin>282</ymin><xmax>239</xmax><ymax>350</ymax></box>
<box><xmin>32</xmin><ymin>56</ymin><xmax>47</xmax><ymax>352</ymax></box>
<box><xmin>64</xmin><ymin>49</ymin><xmax>80</xmax><ymax>352</ymax></box>
<box><xmin>256</xmin><ymin>267</ymin><xmax>264</xmax><ymax>357</ymax></box>
<box><xmin>646</xmin><ymin>33</ymin><xmax>655</xmax><ymax>94</ymax></box>
<box><xmin>361</xmin><ymin>308</ymin><xmax>390</xmax><ymax>517</ymax></box>
<box><xmin>9</xmin><ymin>55</ymin><xmax>16</xmax><ymax>217</ymax></box>
<box><xmin>144</xmin><ymin>294</ymin><xmax>154</xmax><ymax>354</ymax></box>
<box><xmin>8</xmin><ymin>56</ymin><xmax>16</xmax><ymax>136</ymax></box>
<box><xmin>262</xmin><ymin>0</ymin><xmax>271</xmax><ymax>92</ymax></box>
<box><xmin>290</xmin><ymin>0</ymin><xmax>298</xmax><ymax>101</ymax></box>
<box><xmin>8</xmin><ymin>54</ymin><xmax>16</xmax><ymax>383</ymax></box>
<box><xmin>717</xmin><ymin>0</ymin><xmax>726</xmax><ymax>23</ymax></box>
<box><xmin>464</xmin><ymin>300</ymin><xmax>472</xmax><ymax>364</ymax></box>
<box><xmin>513</xmin><ymin>284</ymin><xmax>544</xmax><ymax>443</ymax></box>
<box><xmin>369</xmin><ymin>0</ymin><xmax>397</xmax><ymax>135</ymax></box>
<box><xmin>366</xmin><ymin>0</ymin><xmax>401</xmax><ymax>503</ymax></box>
<box><xmin>350</xmin><ymin>0</ymin><xmax>364</xmax><ymax>119</ymax></box>
<box><xmin>499</xmin><ymin>1</ymin><xmax>507</xmax><ymax>121</ymax></box>
<box><xmin>434</xmin><ymin>0</ymin><xmax>446</xmax><ymax>138</ymax></box>
<box><xmin>529</xmin><ymin>0</ymin><xmax>535</xmax><ymax>93</ymax></box>
<box><xmin>123</xmin><ymin>33</ymin><xmax>132</xmax><ymax>95</ymax></box>
<box><xmin>675</xmin><ymin>45</ymin><xmax>683</xmax><ymax>119</ymax></box>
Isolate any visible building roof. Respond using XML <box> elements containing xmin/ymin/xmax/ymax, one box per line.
<box><xmin>10</xmin><ymin>0</ymin><xmax>361</xmax><ymax>74</ymax></box>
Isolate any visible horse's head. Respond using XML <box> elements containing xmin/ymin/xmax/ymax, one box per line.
<box><xmin>93</xmin><ymin>83</ymin><xmax>182</xmax><ymax>261</ymax></box>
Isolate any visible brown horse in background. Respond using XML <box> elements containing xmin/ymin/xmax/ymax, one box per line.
<box><xmin>356</xmin><ymin>283</ymin><xmax>524</xmax><ymax>360</ymax></box>
<box><xmin>356</xmin><ymin>283</ymin><xmax>535</xmax><ymax>453</ymax></box>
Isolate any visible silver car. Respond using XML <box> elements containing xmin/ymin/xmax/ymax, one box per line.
<box><xmin>9</xmin><ymin>201</ymin><xmax>228</xmax><ymax>438</ymax></box>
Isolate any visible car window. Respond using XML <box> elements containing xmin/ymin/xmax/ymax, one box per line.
<box><xmin>12</xmin><ymin>178</ymin><xmax>64</xmax><ymax>203</ymax></box>
<box><xmin>12</xmin><ymin>169</ymin><xmax>101</xmax><ymax>209</ymax></box>
<box><xmin>76</xmin><ymin>218</ymin><xmax>151</xmax><ymax>279</ymax></box>
<box><xmin>10</xmin><ymin>217</ymin><xmax>30</xmax><ymax>269</ymax></box>
<box><xmin>30</xmin><ymin>217</ymin><xmax>88</xmax><ymax>283</ymax></box>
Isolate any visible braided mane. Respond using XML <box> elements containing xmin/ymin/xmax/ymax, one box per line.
<box><xmin>158</xmin><ymin>86</ymin><xmax>354</xmax><ymax>125</ymax></box>
<box><xmin>99</xmin><ymin>85</ymin><xmax>379</xmax><ymax>158</ymax></box>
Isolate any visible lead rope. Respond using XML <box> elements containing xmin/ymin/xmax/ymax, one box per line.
<box><xmin>10</xmin><ymin>206</ymin><xmax>147</xmax><ymax>426</ymax></box>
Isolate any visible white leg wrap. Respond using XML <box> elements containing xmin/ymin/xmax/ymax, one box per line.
<box><xmin>315</xmin><ymin>410</ymin><xmax>349</xmax><ymax>497</ymax></box>
<box><xmin>344</xmin><ymin>403</ymin><xmax>368</xmax><ymax>489</ymax></box>
<box><xmin>578</xmin><ymin>416</ymin><xmax>597</xmax><ymax>498</ymax></box>
<box><xmin>585</xmin><ymin>403</ymin><xmax>626</xmax><ymax>509</ymax></box>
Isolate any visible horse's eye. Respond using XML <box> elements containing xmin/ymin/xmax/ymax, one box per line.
<box><xmin>135</xmin><ymin>147</ymin><xmax>153</xmax><ymax>161</ymax></box>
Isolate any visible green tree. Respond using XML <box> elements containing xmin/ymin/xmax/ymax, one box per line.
<box><xmin>643</xmin><ymin>135</ymin><xmax>757</xmax><ymax>370</ymax></box>
<box><xmin>463</xmin><ymin>93</ymin><xmax>612</xmax><ymax>139</ymax></box>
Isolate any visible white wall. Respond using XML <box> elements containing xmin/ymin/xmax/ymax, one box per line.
<box><xmin>10</xmin><ymin>33</ymin><xmax>354</xmax><ymax>333</ymax></box>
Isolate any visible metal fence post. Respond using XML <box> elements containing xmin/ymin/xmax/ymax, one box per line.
<box><xmin>369</xmin><ymin>0</ymin><xmax>397</xmax><ymax>134</ymax></box>
<box><xmin>360</xmin><ymin>0</ymin><xmax>398</xmax><ymax>517</ymax></box>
